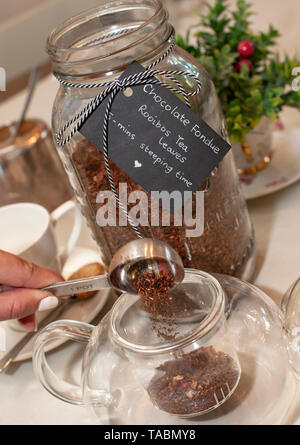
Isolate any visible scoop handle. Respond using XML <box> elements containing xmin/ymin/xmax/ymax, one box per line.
<box><xmin>43</xmin><ymin>274</ymin><xmax>110</xmax><ymax>297</ymax></box>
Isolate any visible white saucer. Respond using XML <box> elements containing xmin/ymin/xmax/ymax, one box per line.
<box><xmin>0</xmin><ymin>289</ymin><xmax>109</xmax><ymax>362</ymax></box>
<box><xmin>241</xmin><ymin>128</ymin><xmax>300</xmax><ymax>200</ymax></box>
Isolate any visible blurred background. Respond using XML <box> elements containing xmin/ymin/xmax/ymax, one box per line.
<box><xmin>0</xmin><ymin>0</ymin><xmax>299</xmax><ymax>101</ymax></box>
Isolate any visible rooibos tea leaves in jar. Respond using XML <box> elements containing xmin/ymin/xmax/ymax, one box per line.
<box><xmin>48</xmin><ymin>0</ymin><xmax>256</xmax><ymax>280</ymax></box>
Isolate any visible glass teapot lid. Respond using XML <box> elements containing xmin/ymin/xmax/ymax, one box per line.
<box><xmin>111</xmin><ymin>269</ymin><xmax>225</xmax><ymax>351</ymax></box>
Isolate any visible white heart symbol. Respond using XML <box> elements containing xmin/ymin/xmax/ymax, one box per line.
<box><xmin>134</xmin><ymin>160</ymin><xmax>142</xmax><ymax>168</ymax></box>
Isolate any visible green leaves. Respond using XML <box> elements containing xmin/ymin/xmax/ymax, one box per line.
<box><xmin>176</xmin><ymin>0</ymin><xmax>300</xmax><ymax>143</ymax></box>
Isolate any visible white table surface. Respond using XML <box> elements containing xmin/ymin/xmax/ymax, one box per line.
<box><xmin>1</xmin><ymin>0</ymin><xmax>300</xmax><ymax>423</ymax></box>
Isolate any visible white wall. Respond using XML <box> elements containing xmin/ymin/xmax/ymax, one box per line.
<box><xmin>0</xmin><ymin>0</ymin><xmax>53</xmax><ymax>24</ymax></box>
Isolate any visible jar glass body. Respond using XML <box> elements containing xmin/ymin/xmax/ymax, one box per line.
<box><xmin>48</xmin><ymin>0</ymin><xmax>256</xmax><ymax>279</ymax></box>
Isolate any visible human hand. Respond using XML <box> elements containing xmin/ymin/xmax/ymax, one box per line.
<box><xmin>0</xmin><ymin>250</ymin><xmax>64</xmax><ymax>331</ymax></box>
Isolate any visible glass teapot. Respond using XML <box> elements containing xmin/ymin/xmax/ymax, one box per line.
<box><xmin>33</xmin><ymin>270</ymin><xmax>299</xmax><ymax>425</ymax></box>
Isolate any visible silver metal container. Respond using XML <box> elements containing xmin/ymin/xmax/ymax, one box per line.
<box><xmin>0</xmin><ymin>119</ymin><xmax>73</xmax><ymax>211</ymax></box>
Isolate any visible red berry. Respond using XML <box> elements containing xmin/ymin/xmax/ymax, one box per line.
<box><xmin>236</xmin><ymin>58</ymin><xmax>252</xmax><ymax>73</ymax></box>
<box><xmin>237</xmin><ymin>40</ymin><xmax>254</xmax><ymax>57</ymax></box>
<box><xmin>274</xmin><ymin>120</ymin><xmax>284</xmax><ymax>131</ymax></box>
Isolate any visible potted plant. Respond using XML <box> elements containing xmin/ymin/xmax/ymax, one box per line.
<box><xmin>177</xmin><ymin>0</ymin><xmax>300</xmax><ymax>176</ymax></box>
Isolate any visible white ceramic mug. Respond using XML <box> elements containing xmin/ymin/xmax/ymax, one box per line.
<box><xmin>0</xmin><ymin>201</ymin><xmax>83</xmax><ymax>330</ymax></box>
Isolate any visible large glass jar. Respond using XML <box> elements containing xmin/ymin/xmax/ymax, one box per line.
<box><xmin>47</xmin><ymin>0</ymin><xmax>256</xmax><ymax>279</ymax></box>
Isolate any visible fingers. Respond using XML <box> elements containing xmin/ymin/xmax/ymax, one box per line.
<box><xmin>0</xmin><ymin>288</ymin><xmax>59</xmax><ymax>322</ymax></box>
<box><xmin>0</xmin><ymin>251</ymin><xmax>64</xmax><ymax>329</ymax></box>
<box><xmin>0</xmin><ymin>250</ymin><xmax>64</xmax><ymax>288</ymax></box>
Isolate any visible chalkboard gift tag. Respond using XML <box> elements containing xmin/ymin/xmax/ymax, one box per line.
<box><xmin>80</xmin><ymin>62</ymin><xmax>231</xmax><ymax>212</ymax></box>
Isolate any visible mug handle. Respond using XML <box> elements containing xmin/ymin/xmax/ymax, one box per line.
<box><xmin>51</xmin><ymin>200</ymin><xmax>83</xmax><ymax>266</ymax></box>
<box><xmin>32</xmin><ymin>320</ymin><xmax>94</xmax><ymax>405</ymax></box>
